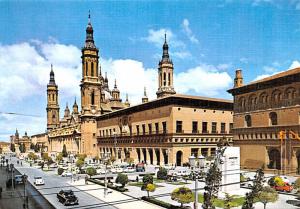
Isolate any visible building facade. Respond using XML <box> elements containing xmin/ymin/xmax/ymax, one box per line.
<box><xmin>96</xmin><ymin>37</ymin><xmax>233</xmax><ymax>165</ymax></box>
<box><xmin>10</xmin><ymin>129</ymin><xmax>32</xmax><ymax>151</ymax></box>
<box><xmin>228</xmin><ymin>68</ymin><xmax>300</xmax><ymax>174</ymax></box>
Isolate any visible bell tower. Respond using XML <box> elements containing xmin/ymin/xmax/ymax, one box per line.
<box><xmin>80</xmin><ymin>12</ymin><xmax>101</xmax><ymax>116</ymax></box>
<box><xmin>80</xmin><ymin>12</ymin><xmax>101</xmax><ymax>157</ymax></box>
<box><xmin>47</xmin><ymin>65</ymin><xmax>60</xmax><ymax>130</ymax></box>
<box><xmin>156</xmin><ymin>34</ymin><xmax>176</xmax><ymax>98</ymax></box>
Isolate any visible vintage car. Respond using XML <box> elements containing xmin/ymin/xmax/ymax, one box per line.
<box><xmin>57</xmin><ymin>190</ymin><xmax>79</xmax><ymax>206</ymax></box>
<box><xmin>273</xmin><ymin>183</ymin><xmax>293</xmax><ymax>192</ymax></box>
<box><xmin>34</xmin><ymin>176</ymin><xmax>45</xmax><ymax>186</ymax></box>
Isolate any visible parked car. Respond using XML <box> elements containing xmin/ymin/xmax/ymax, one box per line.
<box><xmin>116</xmin><ymin>167</ymin><xmax>123</xmax><ymax>173</ymax></box>
<box><xmin>49</xmin><ymin>163</ymin><xmax>58</xmax><ymax>168</ymax></box>
<box><xmin>280</xmin><ymin>176</ymin><xmax>290</xmax><ymax>184</ymax></box>
<box><xmin>61</xmin><ymin>171</ymin><xmax>73</xmax><ymax>177</ymax></box>
<box><xmin>136</xmin><ymin>163</ymin><xmax>145</xmax><ymax>172</ymax></box>
<box><xmin>57</xmin><ymin>190</ymin><xmax>79</xmax><ymax>206</ymax></box>
<box><xmin>273</xmin><ymin>183</ymin><xmax>293</xmax><ymax>192</ymax></box>
<box><xmin>15</xmin><ymin>175</ymin><xmax>24</xmax><ymax>185</ymax></box>
<box><xmin>34</xmin><ymin>176</ymin><xmax>45</xmax><ymax>186</ymax></box>
<box><xmin>124</xmin><ymin>167</ymin><xmax>135</xmax><ymax>173</ymax></box>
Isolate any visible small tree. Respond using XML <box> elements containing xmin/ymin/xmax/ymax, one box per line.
<box><xmin>258</xmin><ymin>186</ymin><xmax>278</xmax><ymax>209</ymax></box>
<box><xmin>78</xmin><ymin>153</ymin><xmax>87</xmax><ymax>161</ymax></box>
<box><xmin>157</xmin><ymin>167</ymin><xmax>168</xmax><ymax>180</ymax></box>
<box><xmin>115</xmin><ymin>173</ymin><xmax>129</xmax><ymax>188</ymax></box>
<box><xmin>224</xmin><ymin>193</ymin><xmax>234</xmax><ymax>209</ymax></box>
<box><xmin>293</xmin><ymin>177</ymin><xmax>300</xmax><ymax>192</ymax></box>
<box><xmin>56</xmin><ymin>153</ymin><xmax>63</xmax><ymax>163</ymax></box>
<box><xmin>142</xmin><ymin>174</ymin><xmax>154</xmax><ymax>190</ymax></box>
<box><xmin>34</xmin><ymin>144</ymin><xmax>40</xmax><ymax>153</ymax></box>
<box><xmin>62</xmin><ymin>144</ymin><xmax>68</xmax><ymax>157</ymax></box>
<box><xmin>94</xmin><ymin>156</ymin><xmax>100</xmax><ymax>162</ymax></box>
<box><xmin>57</xmin><ymin>167</ymin><xmax>64</xmax><ymax>175</ymax></box>
<box><xmin>86</xmin><ymin>167</ymin><xmax>96</xmax><ymax>178</ymax></box>
<box><xmin>171</xmin><ymin>187</ymin><xmax>194</xmax><ymax>208</ymax></box>
<box><xmin>242</xmin><ymin>168</ymin><xmax>264</xmax><ymax>209</ymax></box>
<box><xmin>110</xmin><ymin>156</ymin><xmax>116</xmax><ymax>164</ymax></box>
<box><xmin>42</xmin><ymin>153</ymin><xmax>49</xmax><ymax>161</ymax></box>
<box><xmin>126</xmin><ymin>157</ymin><xmax>134</xmax><ymax>165</ymax></box>
<box><xmin>145</xmin><ymin>183</ymin><xmax>156</xmax><ymax>197</ymax></box>
<box><xmin>76</xmin><ymin>159</ymin><xmax>84</xmax><ymax>170</ymax></box>
<box><xmin>30</xmin><ymin>143</ymin><xmax>35</xmax><ymax>150</ymax></box>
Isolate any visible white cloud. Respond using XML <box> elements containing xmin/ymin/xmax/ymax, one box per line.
<box><xmin>175</xmin><ymin>64</ymin><xmax>232</xmax><ymax>96</ymax></box>
<box><xmin>239</xmin><ymin>57</ymin><xmax>249</xmax><ymax>64</ymax></box>
<box><xmin>263</xmin><ymin>66</ymin><xmax>277</xmax><ymax>73</ymax></box>
<box><xmin>217</xmin><ymin>63</ymin><xmax>232</xmax><ymax>71</ymax></box>
<box><xmin>181</xmin><ymin>19</ymin><xmax>199</xmax><ymax>44</ymax></box>
<box><xmin>143</xmin><ymin>28</ymin><xmax>185</xmax><ymax>48</ymax></box>
<box><xmin>289</xmin><ymin>60</ymin><xmax>300</xmax><ymax>69</ymax></box>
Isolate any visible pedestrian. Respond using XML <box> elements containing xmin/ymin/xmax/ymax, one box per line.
<box><xmin>0</xmin><ymin>186</ymin><xmax>2</xmax><ymax>198</ymax></box>
<box><xmin>136</xmin><ymin>176</ymin><xmax>139</xmax><ymax>182</ymax></box>
<box><xmin>21</xmin><ymin>161</ymin><xmax>22</xmax><ymax>166</ymax></box>
<box><xmin>85</xmin><ymin>176</ymin><xmax>88</xmax><ymax>185</ymax></box>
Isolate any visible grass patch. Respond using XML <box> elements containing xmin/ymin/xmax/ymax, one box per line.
<box><xmin>167</xmin><ymin>181</ymin><xmax>190</xmax><ymax>185</ymax></box>
<box><xmin>128</xmin><ymin>182</ymin><xmax>164</xmax><ymax>188</ymax></box>
<box><xmin>198</xmin><ymin>194</ymin><xmax>245</xmax><ymax>208</ymax></box>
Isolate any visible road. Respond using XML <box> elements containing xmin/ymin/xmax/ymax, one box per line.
<box><xmin>11</xmin><ymin>157</ymin><xmax>117</xmax><ymax>209</ymax></box>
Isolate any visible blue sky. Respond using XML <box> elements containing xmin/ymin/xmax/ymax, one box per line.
<box><xmin>1</xmin><ymin>0</ymin><xmax>300</xmax><ymax>141</ymax></box>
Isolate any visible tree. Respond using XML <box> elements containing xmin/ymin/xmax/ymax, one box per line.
<box><xmin>76</xmin><ymin>159</ymin><xmax>84</xmax><ymax>170</ymax></box>
<box><xmin>203</xmin><ymin>141</ymin><xmax>227</xmax><ymax>209</ymax></box>
<box><xmin>62</xmin><ymin>144</ymin><xmax>68</xmax><ymax>157</ymax></box>
<box><xmin>258</xmin><ymin>186</ymin><xmax>278</xmax><ymax>209</ymax></box>
<box><xmin>293</xmin><ymin>177</ymin><xmax>300</xmax><ymax>192</ymax></box>
<box><xmin>224</xmin><ymin>193</ymin><xmax>234</xmax><ymax>209</ymax></box>
<box><xmin>115</xmin><ymin>173</ymin><xmax>129</xmax><ymax>188</ymax></box>
<box><xmin>94</xmin><ymin>156</ymin><xmax>100</xmax><ymax>162</ymax></box>
<box><xmin>142</xmin><ymin>174</ymin><xmax>154</xmax><ymax>190</ymax></box>
<box><xmin>10</xmin><ymin>143</ymin><xmax>15</xmax><ymax>152</ymax></box>
<box><xmin>42</xmin><ymin>153</ymin><xmax>49</xmax><ymax>161</ymax></box>
<box><xmin>86</xmin><ymin>167</ymin><xmax>96</xmax><ymax>178</ymax></box>
<box><xmin>126</xmin><ymin>157</ymin><xmax>134</xmax><ymax>165</ymax></box>
<box><xmin>34</xmin><ymin>144</ymin><xmax>40</xmax><ymax>152</ymax></box>
<box><xmin>56</xmin><ymin>153</ymin><xmax>63</xmax><ymax>163</ymax></box>
<box><xmin>145</xmin><ymin>183</ymin><xmax>156</xmax><ymax>197</ymax></box>
<box><xmin>19</xmin><ymin>143</ymin><xmax>26</xmax><ymax>153</ymax></box>
<box><xmin>78</xmin><ymin>153</ymin><xmax>87</xmax><ymax>161</ymax></box>
<box><xmin>110</xmin><ymin>156</ymin><xmax>116</xmax><ymax>164</ymax></box>
<box><xmin>242</xmin><ymin>168</ymin><xmax>264</xmax><ymax>209</ymax></box>
<box><xmin>30</xmin><ymin>143</ymin><xmax>35</xmax><ymax>150</ymax></box>
<box><xmin>157</xmin><ymin>167</ymin><xmax>168</xmax><ymax>180</ymax></box>
<box><xmin>171</xmin><ymin>187</ymin><xmax>194</xmax><ymax>208</ymax></box>
<box><xmin>57</xmin><ymin>167</ymin><xmax>64</xmax><ymax>175</ymax></box>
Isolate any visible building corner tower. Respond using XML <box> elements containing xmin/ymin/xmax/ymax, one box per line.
<box><xmin>46</xmin><ymin>65</ymin><xmax>60</xmax><ymax>130</ymax></box>
<box><xmin>80</xmin><ymin>12</ymin><xmax>101</xmax><ymax>157</ymax></box>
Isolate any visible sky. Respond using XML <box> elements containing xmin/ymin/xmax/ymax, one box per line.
<box><xmin>1</xmin><ymin>0</ymin><xmax>300</xmax><ymax>141</ymax></box>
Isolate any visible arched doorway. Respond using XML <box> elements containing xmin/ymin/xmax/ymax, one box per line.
<box><xmin>163</xmin><ymin>150</ymin><xmax>168</xmax><ymax>165</ymax></box>
<box><xmin>176</xmin><ymin>151</ymin><xmax>183</xmax><ymax>166</ymax></box>
<box><xmin>149</xmin><ymin>149</ymin><xmax>153</xmax><ymax>165</ymax></box>
<box><xmin>142</xmin><ymin>148</ymin><xmax>147</xmax><ymax>164</ymax></box>
<box><xmin>268</xmin><ymin>149</ymin><xmax>281</xmax><ymax>170</ymax></box>
<box><xmin>137</xmin><ymin>148</ymin><xmax>141</xmax><ymax>163</ymax></box>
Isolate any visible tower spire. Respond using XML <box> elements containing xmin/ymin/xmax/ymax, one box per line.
<box><xmin>49</xmin><ymin>64</ymin><xmax>56</xmax><ymax>85</ymax></box>
<box><xmin>162</xmin><ymin>33</ymin><xmax>169</xmax><ymax>61</ymax></box>
<box><xmin>142</xmin><ymin>86</ymin><xmax>149</xmax><ymax>103</ymax></box>
<box><xmin>84</xmin><ymin>10</ymin><xmax>96</xmax><ymax>49</ymax></box>
<box><xmin>114</xmin><ymin>79</ymin><xmax>117</xmax><ymax>88</ymax></box>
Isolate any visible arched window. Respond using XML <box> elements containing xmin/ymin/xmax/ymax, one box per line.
<box><xmin>163</xmin><ymin>72</ymin><xmax>166</xmax><ymax>86</ymax></box>
<box><xmin>271</xmin><ymin>89</ymin><xmax>282</xmax><ymax>103</ymax></box>
<box><xmin>269</xmin><ymin>112</ymin><xmax>278</xmax><ymax>126</ymax></box>
<box><xmin>91</xmin><ymin>91</ymin><xmax>95</xmax><ymax>105</ymax></box>
<box><xmin>86</xmin><ymin>62</ymin><xmax>88</xmax><ymax>76</ymax></box>
<box><xmin>91</xmin><ymin>62</ymin><xmax>94</xmax><ymax>76</ymax></box>
<box><xmin>245</xmin><ymin>115</ymin><xmax>252</xmax><ymax>127</ymax></box>
<box><xmin>285</xmin><ymin>87</ymin><xmax>296</xmax><ymax>100</ymax></box>
<box><xmin>168</xmin><ymin>73</ymin><xmax>171</xmax><ymax>86</ymax></box>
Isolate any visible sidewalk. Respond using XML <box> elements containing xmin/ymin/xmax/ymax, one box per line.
<box><xmin>69</xmin><ymin>179</ymin><xmax>164</xmax><ymax>209</ymax></box>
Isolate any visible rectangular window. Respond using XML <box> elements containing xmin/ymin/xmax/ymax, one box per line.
<box><xmin>229</xmin><ymin>123</ymin><xmax>233</xmax><ymax>133</ymax></box>
<box><xmin>142</xmin><ymin>124</ymin><xmax>146</xmax><ymax>135</ymax></box>
<box><xmin>162</xmin><ymin>121</ymin><xmax>167</xmax><ymax>134</ymax></box>
<box><xmin>202</xmin><ymin>122</ymin><xmax>208</xmax><ymax>133</ymax></box>
<box><xmin>136</xmin><ymin>125</ymin><xmax>140</xmax><ymax>135</ymax></box>
<box><xmin>109</xmin><ymin>129</ymin><xmax>112</xmax><ymax>136</ymax></box>
<box><xmin>221</xmin><ymin>123</ymin><xmax>226</xmax><ymax>133</ymax></box>
<box><xmin>148</xmin><ymin>124</ymin><xmax>152</xmax><ymax>134</ymax></box>
<box><xmin>176</xmin><ymin>121</ymin><xmax>183</xmax><ymax>133</ymax></box>
<box><xmin>155</xmin><ymin>123</ymin><xmax>159</xmax><ymax>134</ymax></box>
<box><xmin>191</xmin><ymin>148</ymin><xmax>199</xmax><ymax>157</ymax></box>
<box><xmin>192</xmin><ymin>121</ymin><xmax>198</xmax><ymax>133</ymax></box>
<box><xmin>212</xmin><ymin>122</ymin><xmax>217</xmax><ymax>133</ymax></box>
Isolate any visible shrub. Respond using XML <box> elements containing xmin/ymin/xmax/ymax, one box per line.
<box><xmin>57</xmin><ymin>168</ymin><xmax>64</xmax><ymax>175</ymax></box>
<box><xmin>116</xmin><ymin>173</ymin><xmax>129</xmax><ymax>188</ymax></box>
<box><xmin>240</xmin><ymin>174</ymin><xmax>246</xmax><ymax>182</ymax></box>
<box><xmin>157</xmin><ymin>167</ymin><xmax>168</xmax><ymax>180</ymax></box>
<box><xmin>293</xmin><ymin>177</ymin><xmax>300</xmax><ymax>190</ymax></box>
<box><xmin>86</xmin><ymin>167</ymin><xmax>97</xmax><ymax>178</ymax></box>
<box><xmin>171</xmin><ymin>187</ymin><xmax>194</xmax><ymax>208</ymax></box>
<box><xmin>269</xmin><ymin>176</ymin><xmax>284</xmax><ymax>187</ymax></box>
<box><xmin>56</xmin><ymin>153</ymin><xmax>63</xmax><ymax>162</ymax></box>
<box><xmin>76</xmin><ymin>159</ymin><xmax>84</xmax><ymax>169</ymax></box>
<box><xmin>258</xmin><ymin>186</ymin><xmax>278</xmax><ymax>209</ymax></box>
<box><xmin>62</xmin><ymin>144</ymin><xmax>68</xmax><ymax>157</ymax></box>
<box><xmin>78</xmin><ymin>154</ymin><xmax>87</xmax><ymax>161</ymax></box>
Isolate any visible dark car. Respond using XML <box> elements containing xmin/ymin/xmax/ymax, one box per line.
<box><xmin>57</xmin><ymin>190</ymin><xmax>79</xmax><ymax>206</ymax></box>
<box><xmin>6</xmin><ymin>178</ymin><xmax>16</xmax><ymax>188</ymax></box>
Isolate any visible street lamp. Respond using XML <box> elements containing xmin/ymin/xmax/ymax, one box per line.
<box><xmin>189</xmin><ymin>154</ymin><xmax>206</xmax><ymax>209</ymax></box>
<box><xmin>101</xmin><ymin>151</ymin><xmax>110</xmax><ymax>198</ymax></box>
<box><xmin>22</xmin><ymin>174</ymin><xmax>28</xmax><ymax>209</ymax></box>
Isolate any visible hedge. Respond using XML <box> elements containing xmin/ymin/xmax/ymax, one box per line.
<box><xmin>141</xmin><ymin>196</ymin><xmax>182</xmax><ymax>209</ymax></box>
<box><xmin>88</xmin><ymin>179</ymin><xmax>128</xmax><ymax>192</ymax></box>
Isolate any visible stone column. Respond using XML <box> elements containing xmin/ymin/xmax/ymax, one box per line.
<box><xmin>146</xmin><ymin>148</ymin><xmax>150</xmax><ymax>165</ymax></box>
<box><xmin>153</xmin><ymin>148</ymin><xmax>157</xmax><ymax>165</ymax></box>
<box><xmin>208</xmin><ymin>147</ymin><xmax>211</xmax><ymax>156</ymax></box>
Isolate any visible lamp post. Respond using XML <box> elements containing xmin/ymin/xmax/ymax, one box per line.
<box><xmin>101</xmin><ymin>151</ymin><xmax>110</xmax><ymax>198</ymax></box>
<box><xmin>22</xmin><ymin>174</ymin><xmax>28</xmax><ymax>209</ymax></box>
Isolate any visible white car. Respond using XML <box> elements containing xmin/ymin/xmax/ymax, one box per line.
<box><xmin>61</xmin><ymin>171</ymin><xmax>73</xmax><ymax>177</ymax></box>
<box><xmin>280</xmin><ymin>176</ymin><xmax>290</xmax><ymax>183</ymax></box>
<box><xmin>116</xmin><ymin>167</ymin><xmax>123</xmax><ymax>173</ymax></box>
<box><xmin>34</xmin><ymin>176</ymin><xmax>45</xmax><ymax>186</ymax></box>
<box><xmin>124</xmin><ymin>167</ymin><xmax>135</xmax><ymax>173</ymax></box>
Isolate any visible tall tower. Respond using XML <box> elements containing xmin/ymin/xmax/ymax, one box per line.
<box><xmin>111</xmin><ymin>79</ymin><xmax>121</xmax><ymax>101</ymax></box>
<box><xmin>80</xmin><ymin>12</ymin><xmax>101</xmax><ymax>157</ymax></box>
<box><xmin>234</xmin><ymin>69</ymin><xmax>243</xmax><ymax>88</ymax></box>
<box><xmin>80</xmin><ymin>12</ymin><xmax>101</xmax><ymax>116</ymax></box>
<box><xmin>156</xmin><ymin>34</ymin><xmax>176</xmax><ymax>98</ymax></box>
<box><xmin>47</xmin><ymin>65</ymin><xmax>60</xmax><ymax>130</ymax></box>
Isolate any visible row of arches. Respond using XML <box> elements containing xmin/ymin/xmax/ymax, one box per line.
<box><xmin>244</xmin><ymin>112</ymin><xmax>278</xmax><ymax>127</ymax></box>
<box><xmin>238</xmin><ymin>87</ymin><xmax>297</xmax><ymax>112</ymax></box>
<box><xmin>268</xmin><ymin>149</ymin><xmax>300</xmax><ymax>174</ymax></box>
